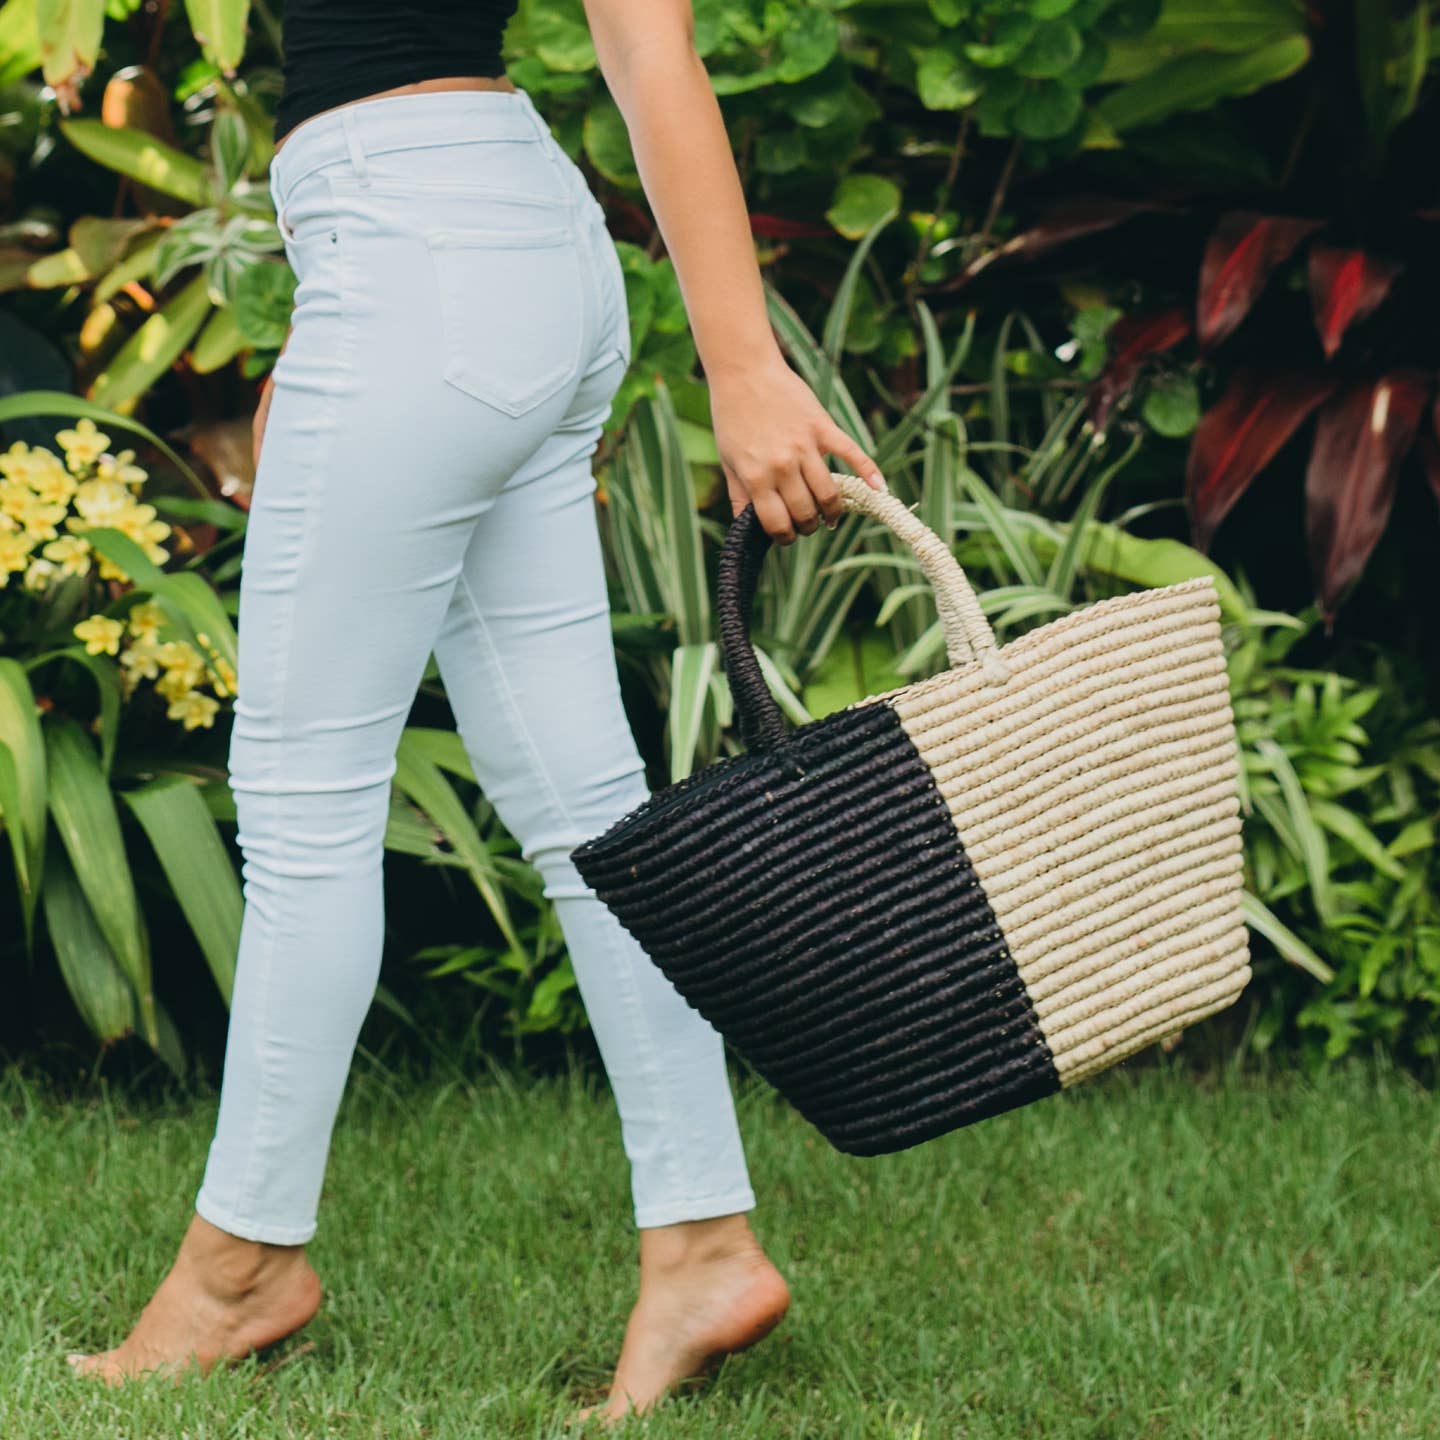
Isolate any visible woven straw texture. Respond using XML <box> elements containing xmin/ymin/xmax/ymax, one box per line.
<box><xmin>570</xmin><ymin>472</ymin><xmax>1251</xmax><ymax>1154</ymax></box>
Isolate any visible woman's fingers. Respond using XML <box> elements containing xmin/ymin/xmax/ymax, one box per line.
<box><xmin>799</xmin><ymin>450</ymin><xmax>844</xmax><ymax>528</ymax></box>
<box><xmin>750</xmin><ymin>486</ymin><xmax>796</xmax><ymax>546</ymax></box>
<box><xmin>820</xmin><ymin>423</ymin><xmax>887</xmax><ymax>491</ymax></box>
<box><xmin>777</xmin><ymin>462</ymin><xmax>822</xmax><ymax>537</ymax></box>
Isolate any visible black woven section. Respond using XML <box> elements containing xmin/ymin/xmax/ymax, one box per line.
<box><xmin>570</xmin><ymin>699</ymin><xmax>1060</xmax><ymax>1155</ymax></box>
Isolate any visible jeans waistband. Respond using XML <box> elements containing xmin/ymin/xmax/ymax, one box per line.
<box><xmin>269</xmin><ymin>87</ymin><xmax>589</xmax><ymax>217</ymax></box>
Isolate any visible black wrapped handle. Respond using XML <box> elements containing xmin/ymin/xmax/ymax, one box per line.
<box><xmin>716</xmin><ymin>472</ymin><xmax>1010</xmax><ymax>755</ymax></box>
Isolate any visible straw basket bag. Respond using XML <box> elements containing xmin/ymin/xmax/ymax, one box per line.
<box><xmin>570</xmin><ymin>471</ymin><xmax>1252</xmax><ymax>1156</ymax></box>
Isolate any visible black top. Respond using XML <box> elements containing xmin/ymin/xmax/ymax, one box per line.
<box><xmin>272</xmin><ymin>0</ymin><xmax>520</xmax><ymax>143</ymax></box>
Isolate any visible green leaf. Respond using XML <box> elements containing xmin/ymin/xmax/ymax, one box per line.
<box><xmin>392</xmin><ymin>732</ymin><xmax>523</xmax><ymax>954</ymax></box>
<box><xmin>58</xmin><ymin>119</ymin><xmax>212</xmax><ymax>206</ymax></box>
<box><xmin>0</xmin><ymin>658</ymin><xmax>47</xmax><ymax>949</ymax></box>
<box><xmin>1013</xmin><ymin>20</ymin><xmax>1084</xmax><ymax>79</ymax></box>
<box><xmin>1096</xmin><ymin>36</ymin><xmax>1311</xmax><ymax>132</ymax></box>
<box><xmin>122</xmin><ymin>774</ymin><xmax>242</xmax><ymax>1005</ymax></box>
<box><xmin>1240</xmin><ymin>890</ymin><xmax>1335</xmax><ymax>983</ymax></box>
<box><xmin>41</xmin><ymin>843</ymin><xmax>137</xmax><ymax>1043</ymax></box>
<box><xmin>1010</xmin><ymin>79</ymin><xmax>1084</xmax><ymax>139</ymax></box>
<box><xmin>190</xmin><ymin>302</ymin><xmax>248</xmax><ymax>374</ymax></box>
<box><xmin>88</xmin><ymin>272</ymin><xmax>214</xmax><ymax>413</ymax></box>
<box><xmin>916</xmin><ymin>46</ymin><xmax>983</xmax><ymax>110</ymax></box>
<box><xmin>44</xmin><ymin>715</ymin><xmax>156</xmax><ymax>1046</ymax></box>
<box><xmin>825</xmin><ymin>174</ymin><xmax>902</xmax><ymax>240</ymax></box>
<box><xmin>24</xmin><ymin>644</ymin><xmax>123</xmax><ymax>776</ymax></box>
<box><xmin>231</xmin><ymin>258</ymin><xmax>296</xmax><ymax>350</ymax></box>
<box><xmin>667</xmin><ymin>642</ymin><xmax>717</xmax><ymax>782</ymax></box>
<box><xmin>1028</xmin><ymin>520</ymin><xmax>1250</xmax><ymax>622</ymax></box>
<box><xmin>1141</xmin><ymin>371</ymin><xmax>1201</xmax><ymax>437</ymax></box>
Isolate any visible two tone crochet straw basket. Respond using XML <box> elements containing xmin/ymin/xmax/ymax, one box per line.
<box><xmin>570</xmin><ymin>471</ymin><xmax>1252</xmax><ymax>1156</ymax></box>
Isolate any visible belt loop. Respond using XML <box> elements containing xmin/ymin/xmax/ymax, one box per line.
<box><xmin>340</xmin><ymin>106</ymin><xmax>371</xmax><ymax>187</ymax></box>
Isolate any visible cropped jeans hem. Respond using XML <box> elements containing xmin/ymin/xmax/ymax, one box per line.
<box><xmin>194</xmin><ymin>1188</ymin><xmax>319</xmax><ymax>1246</ymax></box>
<box><xmin>634</xmin><ymin>1188</ymin><xmax>759</xmax><ymax>1231</ymax></box>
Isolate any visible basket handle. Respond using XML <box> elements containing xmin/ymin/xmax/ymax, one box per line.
<box><xmin>717</xmin><ymin>470</ymin><xmax>1010</xmax><ymax>753</ymax></box>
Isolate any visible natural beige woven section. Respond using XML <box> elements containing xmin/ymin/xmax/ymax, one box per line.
<box><xmin>882</xmin><ymin>576</ymin><xmax>1251</xmax><ymax>1083</ymax></box>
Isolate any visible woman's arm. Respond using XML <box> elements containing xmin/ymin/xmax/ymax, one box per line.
<box><xmin>582</xmin><ymin>0</ymin><xmax>887</xmax><ymax>544</ymax></box>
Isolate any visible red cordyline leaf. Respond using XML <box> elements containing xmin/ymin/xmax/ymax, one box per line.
<box><xmin>749</xmin><ymin>213</ymin><xmax>835</xmax><ymax>240</ymax></box>
<box><xmin>1306</xmin><ymin>371</ymin><xmax>1431</xmax><ymax>621</ymax></box>
<box><xmin>939</xmin><ymin>198</ymin><xmax>1176</xmax><ymax>290</ymax></box>
<box><xmin>1307</xmin><ymin>246</ymin><xmax>1402</xmax><ymax>359</ymax></box>
<box><xmin>1087</xmin><ymin>306</ymin><xmax>1192</xmax><ymax>434</ymax></box>
<box><xmin>1196</xmin><ymin>211</ymin><xmax>1325</xmax><ymax>351</ymax></box>
<box><xmin>1186</xmin><ymin>368</ymin><xmax>1337</xmax><ymax>550</ymax></box>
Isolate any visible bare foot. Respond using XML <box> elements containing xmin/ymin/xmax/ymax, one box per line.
<box><xmin>66</xmin><ymin>1212</ymin><xmax>322</xmax><ymax>1385</ymax></box>
<box><xmin>574</xmin><ymin>1213</ymin><xmax>790</xmax><ymax>1426</ymax></box>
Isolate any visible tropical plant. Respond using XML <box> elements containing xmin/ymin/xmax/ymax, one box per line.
<box><xmin>943</xmin><ymin>1</ymin><xmax>1440</xmax><ymax>621</ymax></box>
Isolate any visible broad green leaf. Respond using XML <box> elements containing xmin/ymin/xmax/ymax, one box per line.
<box><xmin>825</xmin><ymin>174</ymin><xmax>901</xmax><ymax>240</ymax></box>
<box><xmin>0</xmin><ymin>0</ymin><xmax>43</xmax><ymax>85</ymax></box>
<box><xmin>45</xmin><ymin>715</ymin><xmax>156</xmax><ymax>1045</ymax></box>
<box><xmin>392</xmin><ymin>732</ymin><xmax>523</xmax><ymax>954</ymax></box>
<box><xmin>41</xmin><ymin>843</ymin><xmax>136</xmax><ymax>1042</ymax></box>
<box><xmin>24</xmin><ymin>642</ymin><xmax>123</xmax><ymax>775</ymax></box>
<box><xmin>122</xmin><ymin>773</ymin><xmax>242</xmax><ymax>1004</ymax></box>
<box><xmin>1241</xmin><ymin>890</ymin><xmax>1335</xmax><ymax>983</ymax></box>
<box><xmin>0</xmin><ymin>658</ymin><xmax>47</xmax><ymax>949</ymax></box>
<box><xmin>398</xmin><ymin>726</ymin><xmax>478</xmax><ymax>785</ymax></box>
<box><xmin>1097</xmin><ymin>36</ymin><xmax>1311</xmax><ymax>132</ymax></box>
<box><xmin>185</xmin><ymin>0</ymin><xmax>249</xmax><ymax>79</ymax></box>
<box><xmin>667</xmin><ymin>642</ymin><xmax>717</xmax><ymax>782</ymax></box>
<box><xmin>190</xmin><ymin>302</ymin><xmax>247</xmax><ymax>373</ymax></box>
<box><xmin>1309</xmin><ymin>798</ymin><xmax>1407</xmax><ymax>882</ymax></box>
<box><xmin>59</xmin><ymin>118</ymin><xmax>212</xmax><ymax>206</ymax></box>
<box><xmin>88</xmin><ymin>271</ymin><xmax>214</xmax><ymax>412</ymax></box>
<box><xmin>26</xmin><ymin>246</ymin><xmax>91</xmax><ymax>288</ymax></box>
<box><xmin>35</xmin><ymin>0</ymin><xmax>102</xmax><ymax>91</ymax></box>
<box><xmin>1028</xmin><ymin>519</ymin><xmax>1249</xmax><ymax>622</ymax></box>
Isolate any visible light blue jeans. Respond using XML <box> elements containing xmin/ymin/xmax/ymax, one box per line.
<box><xmin>193</xmin><ymin>87</ymin><xmax>755</xmax><ymax>1245</ymax></box>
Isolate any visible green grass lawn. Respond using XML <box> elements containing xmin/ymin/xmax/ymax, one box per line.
<box><xmin>8</xmin><ymin>1050</ymin><xmax>1439</xmax><ymax>1438</ymax></box>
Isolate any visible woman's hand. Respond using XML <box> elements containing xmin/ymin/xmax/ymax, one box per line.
<box><xmin>708</xmin><ymin>352</ymin><xmax>887</xmax><ymax>546</ymax></box>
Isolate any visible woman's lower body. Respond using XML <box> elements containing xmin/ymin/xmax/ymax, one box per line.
<box><xmin>68</xmin><ymin>82</ymin><xmax>788</xmax><ymax>1417</ymax></box>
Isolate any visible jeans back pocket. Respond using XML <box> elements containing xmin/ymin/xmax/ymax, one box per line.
<box><xmin>423</xmin><ymin>223</ymin><xmax>586</xmax><ymax>417</ymax></box>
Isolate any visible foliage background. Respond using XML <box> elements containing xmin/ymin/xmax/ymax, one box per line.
<box><xmin>0</xmin><ymin>0</ymin><xmax>1437</xmax><ymax>1083</ymax></box>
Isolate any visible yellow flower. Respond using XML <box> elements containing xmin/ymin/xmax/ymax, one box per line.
<box><xmin>211</xmin><ymin>655</ymin><xmax>239</xmax><ymax>699</ymax></box>
<box><xmin>96</xmin><ymin>448</ymin><xmax>148</xmax><ymax>488</ymax></box>
<box><xmin>17</xmin><ymin>496</ymin><xmax>69</xmax><ymax>543</ymax></box>
<box><xmin>43</xmin><ymin>535</ymin><xmax>92</xmax><ymax>577</ymax></box>
<box><xmin>156</xmin><ymin>640</ymin><xmax>207</xmax><ymax>695</ymax></box>
<box><xmin>127</xmin><ymin>599</ymin><xmax>167</xmax><ymax>641</ymax></box>
<box><xmin>120</xmin><ymin>634</ymin><xmax>163</xmax><ymax>681</ymax></box>
<box><xmin>26</xmin><ymin>450</ymin><xmax>78</xmax><ymax>505</ymax></box>
<box><xmin>72</xmin><ymin>477</ymin><xmax>133</xmax><ymax>527</ymax></box>
<box><xmin>55</xmin><ymin>417</ymin><xmax>111</xmax><ymax>472</ymax></box>
<box><xmin>23</xmin><ymin>556</ymin><xmax>57</xmax><ymax>591</ymax></box>
<box><xmin>166</xmin><ymin>689</ymin><xmax>221</xmax><ymax>731</ymax></box>
<box><xmin>116</xmin><ymin>501</ymin><xmax>171</xmax><ymax>558</ymax></box>
<box><xmin>74</xmin><ymin>614</ymin><xmax>126</xmax><ymax>656</ymax></box>
<box><xmin>0</xmin><ymin>477</ymin><xmax>32</xmax><ymax>521</ymax></box>
<box><xmin>0</xmin><ymin>441</ymin><xmax>31</xmax><ymax>481</ymax></box>
<box><xmin>0</xmin><ymin>528</ymin><xmax>37</xmax><ymax>582</ymax></box>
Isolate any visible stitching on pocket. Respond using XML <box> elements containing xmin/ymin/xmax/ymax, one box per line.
<box><xmin>423</xmin><ymin>223</ymin><xmax>586</xmax><ymax>417</ymax></box>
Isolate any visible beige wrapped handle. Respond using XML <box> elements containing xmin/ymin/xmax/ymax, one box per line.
<box><xmin>718</xmin><ymin>470</ymin><xmax>1009</xmax><ymax>754</ymax></box>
